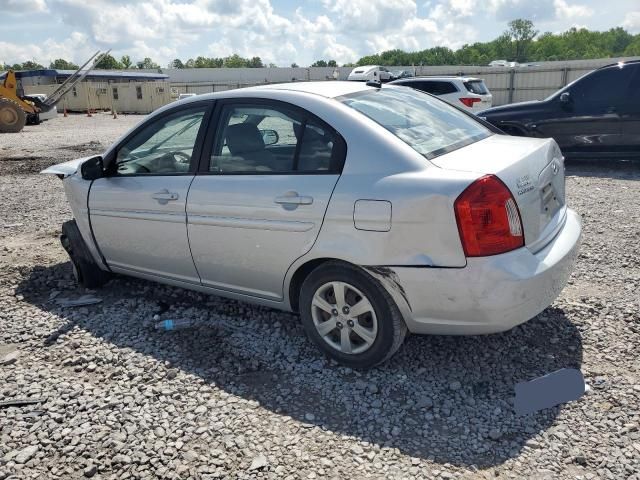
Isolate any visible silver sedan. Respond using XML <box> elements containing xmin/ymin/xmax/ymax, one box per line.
<box><xmin>43</xmin><ymin>81</ymin><xmax>582</xmax><ymax>368</ymax></box>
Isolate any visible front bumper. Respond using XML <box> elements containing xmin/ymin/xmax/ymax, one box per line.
<box><xmin>392</xmin><ymin>208</ymin><xmax>582</xmax><ymax>335</ymax></box>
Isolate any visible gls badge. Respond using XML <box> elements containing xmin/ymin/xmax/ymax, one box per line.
<box><xmin>516</xmin><ymin>174</ymin><xmax>535</xmax><ymax>195</ymax></box>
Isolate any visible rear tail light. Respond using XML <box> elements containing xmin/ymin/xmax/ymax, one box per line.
<box><xmin>459</xmin><ymin>97</ymin><xmax>481</xmax><ymax>108</ymax></box>
<box><xmin>454</xmin><ymin>175</ymin><xmax>524</xmax><ymax>257</ymax></box>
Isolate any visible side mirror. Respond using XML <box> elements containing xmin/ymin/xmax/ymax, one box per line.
<box><xmin>260</xmin><ymin>129</ymin><xmax>279</xmax><ymax>146</ymax></box>
<box><xmin>80</xmin><ymin>156</ymin><xmax>104</xmax><ymax>180</ymax></box>
<box><xmin>559</xmin><ymin>92</ymin><xmax>571</xmax><ymax>104</ymax></box>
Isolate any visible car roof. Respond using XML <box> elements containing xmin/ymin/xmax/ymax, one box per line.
<box><xmin>185</xmin><ymin>81</ymin><xmax>375</xmax><ymax>101</ymax></box>
<box><xmin>391</xmin><ymin>76</ymin><xmax>480</xmax><ymax>83</ymax></box>
<box><xmin>597</xmin><ymin>59</ymin><xmax>640</xmax><ymax>70</ymax></box>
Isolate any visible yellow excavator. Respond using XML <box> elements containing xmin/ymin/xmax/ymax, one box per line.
<box><xmin>0</xmin><ymin>50</ymin><xmax>110</xmax><ymax>133</ymax></box>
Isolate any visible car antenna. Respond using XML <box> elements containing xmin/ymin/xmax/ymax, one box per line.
<box><xmin>366</xmin><ymin>80</ymin><xmax>382</xmax><ymax>88</ymax></box>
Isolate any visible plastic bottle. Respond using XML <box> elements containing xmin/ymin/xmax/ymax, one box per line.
<box><xmin>154</xmin><ymin>319</ymin><xmax>196</xmax><ymax>331</ymax></box>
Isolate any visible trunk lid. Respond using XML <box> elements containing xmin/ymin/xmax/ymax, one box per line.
<box><xmin>431</xmin><ymin>134</ymin><xmax>566</xmax><ymax>251</ymax></box>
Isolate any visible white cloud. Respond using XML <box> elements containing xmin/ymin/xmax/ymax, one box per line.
<box><xmin>0</xmin><ymin>0</ymin><xmax>620</xmax><ymax>68</ymax></box>
<box><xmin>322</xmin><ymin>0</ymin><xmax>416</xmax><ymax>31</ymax></box>
<box><xmin>622</xmin><ymin>11</ymin><xmax>640</xmax><ymax>33</ymax></box>
<box><xmin>0</xmin><ymin>0</ymin><xmax>47</xmax><ymax>12</ymax></box>
<box><xmin>554</xmin><ymin>0</ymin><xmax>593</xmax><ymax>19</ymax></box>
<box><xmin>0</xmin><ymin>32</ymin><xmax>92</xmax><ymax>67</ymax></box>
<box><xmin>487</xmin><ymin>0</ymin><xmax>592</xmax><ymax>22</ymax></box>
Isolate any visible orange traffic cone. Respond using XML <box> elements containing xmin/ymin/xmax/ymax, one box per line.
<box><xmin>63</xmin><ymin>107</ymin><xmax>68</xmax><ymax>117</ymax></box>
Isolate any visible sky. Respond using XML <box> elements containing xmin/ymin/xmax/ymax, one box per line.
<box><xmin>1</xmin><ymin>0</ymin><xmax>639</xmax><ymax>68</ymax></box>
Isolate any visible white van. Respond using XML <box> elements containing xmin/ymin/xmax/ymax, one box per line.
<box><xmin>347</xmin><ymin>66</ymin><xmax>392</xmax><ymax>82</ymax></box>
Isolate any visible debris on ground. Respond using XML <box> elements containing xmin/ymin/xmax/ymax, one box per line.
<box><xmin>56</xmin><ymin>294</ymin><xmax>102</xmax><ymax>307</ymax></box>
<box><xmin>0</xmin><ymin>397</ymin><xmax>47</xmax><ymax>409</ymax></box>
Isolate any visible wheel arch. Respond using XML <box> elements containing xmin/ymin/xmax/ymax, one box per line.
<box><xmin>285</xmin><ymin>257</ymin><xmax>413</xmax><ymax>331</ymax></box>
<box><xmin>287</xmin><ymin>257</ymin><xmax>336</xmax><ymax>313</ymax></box>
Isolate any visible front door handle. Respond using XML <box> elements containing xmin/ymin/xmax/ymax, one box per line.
<box><xmin>152</xmin><ymin>189</ymin><xmax>179</xmax><ymax>204</ymax></box>
<box><xmin>275</xmin><ymin>193</ymin><xmax>314</xmax><ymax>206</ymax></box>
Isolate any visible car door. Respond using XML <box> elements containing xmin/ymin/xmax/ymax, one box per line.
<box><xmin>89</xmin><ymin>103</ymin><xmax>210</xmax><ymax>283</ymax></box>
<box><xmin>187</xmin><ymin>100</ymin><xmax>346</xmax><ymax>300</ymax></box>
<box><xmin>535</xmin><ymin>67</ymin><xmax>629</xmax><ymax>155</ymax></box>
<box><xmin>617</xmin><ymin>63</ymin><xmax>640</xmax><ymax>156</ymax></box>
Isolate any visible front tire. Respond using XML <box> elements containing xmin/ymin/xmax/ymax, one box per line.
<box><xmin>61</xmin><ymin>220</ymin><xmax>111</xmax><ymax>289</ymax></box>
<box><xmin>299</xmin><ymin>261</ymin><xmax>407</xmax><ymax>369</ymax></box>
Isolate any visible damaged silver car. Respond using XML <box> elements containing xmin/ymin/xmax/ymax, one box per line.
<box><xmin>43</xmin><ymin>81</ymin><xmax>582</xmax><ymax>368</ymax></box>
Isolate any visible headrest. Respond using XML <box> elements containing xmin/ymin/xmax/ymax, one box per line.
<box><xmin>225</xmin><ymin>123</ymin><xmax>264</xmax><ymax>155</ymax></box>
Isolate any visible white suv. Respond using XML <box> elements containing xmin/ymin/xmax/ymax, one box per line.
<box><xmin>389</xmin><ymin>76</ymin><xmax>493</xmax><ymax>113</ymax></box>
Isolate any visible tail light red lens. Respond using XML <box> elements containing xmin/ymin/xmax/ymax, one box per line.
<box><xmin>459</xmin><ymin>97</ymin><xmax>481</xmax><ymax>108</ymax></box>
<box><xmin>454</xmin><ymin>175</ymin><xmax>524</xmax><ymax>257</ymax></box>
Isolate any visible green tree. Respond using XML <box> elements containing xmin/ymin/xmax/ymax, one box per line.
<box><xmin>624</xmin><ymin>36</ymin><xmax>640</xmax><ymax>56</ymax></box>
<box><xmin>223</xmin><ymin>54</ymin><xmax>247</xmax><ymax>68</ymax></box>
<box><xmin>327</xmin><ymin>60</ymin><xmax>337</xmax><ymax>67</ymax></box>
<box><xmin>120</xmin><ymin>55</ymin><xmax>132</xmax><ymax>69</ymax></box>
<box><xmin>290</xmin><ymin>62</ymin><xmax>299</xmax><ymax>68</ymax></box>
<box><xmin>247</xmin><ymin>56</ymin><xmax>264</xmax><ymax>68</ymax></box>
<box><xmin>185</xmin><ymin>58</ymin><xmax>195</xmax><ymax>68</ymax></box>
<box><xmin>311</xmin><ymin>60</ymin><xmax>328</xmax><ymax>67</ymax></box>
<box><xmin>170</xmin><ymin>58</ymin><xmax>185</xmax><ymax>69</ymax></box>
<box><xmin>49</xmin><ymin>58</ymin><xmax>79</xmax><ymax>70</ymax></box>
<box><xmin>95</xmin><ymin>54</ymin><xmax>123</xmax><ymax>69</ymax></box>
<box><xmin>506</xmin><ymin>19</ymin><xmax>538</xmax><ymax>62</ymax></box>
<box><xmin>136</xmin><ymin>57</ymin><xmax>160</xmax><ymax>69</ymax></box>
<box><xmin>20</xmin><ymin>60</ymin><xmax>45</xmax><ymax>70</ymax></box>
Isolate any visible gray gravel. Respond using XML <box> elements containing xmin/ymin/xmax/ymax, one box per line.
<box><xmin>1</xmin><ymin>114</ymin><xmax>639</xmax><ymax>479</ymax></box>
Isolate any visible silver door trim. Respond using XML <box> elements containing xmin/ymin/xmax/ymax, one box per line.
<box><xmin>188</xmin><ymin>214</ymin><xmax>314</xmax><ymax>232</ymax></box>
<box><xmin>91</xmin><ymin>209</ymin><xmax>186</xmax><ymax>224</ymax></box>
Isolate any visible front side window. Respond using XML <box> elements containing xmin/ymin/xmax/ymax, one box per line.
<box><xmin>115</xmin><ymin>107</ymin><xmax>206</xmax><ymax>175</ymax></box>
<box><xmin>339</xmin><ymin>87</ymin><xmax>490</xmax><ymax>159</ymax></box>
<box><xmin>210</xmin><ymin>103</ymin><xmax>341</xmax><ymax>173</ymax></box>
<box><xmin>570</xmin><ymin>67</ymin><xmax>632</xmax><ymax>105</ymax></box>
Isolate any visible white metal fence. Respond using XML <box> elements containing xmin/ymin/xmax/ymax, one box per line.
<box><xmin>160</xmin><ymin>56</ymin><xmax>640</xmax><ymax>106</ymax></box>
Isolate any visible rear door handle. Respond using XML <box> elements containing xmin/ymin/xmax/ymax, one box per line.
<box><xmin>152</xmin><ymin>190</ymin><xmax>179</xmax><ymax>204</ymax></box>
<box><xmin>274</xmin><ymin>194</ymin><xmax>314</xmax><ymax>205</ymax></box>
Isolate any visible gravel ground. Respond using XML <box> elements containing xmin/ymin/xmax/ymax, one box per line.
<box><xmin>1</xmin><ymin>114</ymin><xmax>639</xmax><ymax>479</ymax></box>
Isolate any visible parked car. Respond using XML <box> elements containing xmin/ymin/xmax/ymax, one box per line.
<box><xmin>389</xmin><ymin>76</ymin><xmax>493</xmax><ymax>113</ymax></box>
<box><xmin>479</xmin><ymin>60</ymin><xmax>640</xmax><ymax>159</ymax></box>
<box><xmin>390</xmin><ymin>69</ymin><xmax>414</xmax><ymax>80</ymax></box>
<box><xmin>347</xmin><ymin>65</ymin><xmax>392</xmax><ymax>82</ymax></box>
<box><xmin>489</xmin><ymin>60</ymin><xmax>519</xmax><ymax>68</ymax></box>
<box><xmin>42</xmin><ymin>82</ymin><xmax>581</xmax><ymax>368</ymax></box>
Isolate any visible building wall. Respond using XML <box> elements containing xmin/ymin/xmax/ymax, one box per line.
<box><xmin>24</xmin><ymin>81</ymin><xmax>171</xmax><ymax>114</ymax></box>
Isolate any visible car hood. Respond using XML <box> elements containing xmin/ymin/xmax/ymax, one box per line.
<box><xmin>479</xmin><ymin>100</ymin><xmax>542</xmax><ymax>116</ymax></box>
<box><xmin>40</xmin><ymin>156</ymin><xmax>93</xmax><ymax>177</ymax></box>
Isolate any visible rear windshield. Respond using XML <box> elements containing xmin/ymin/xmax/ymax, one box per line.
<box><xmin>338</xmin><ymin>87</ymin><xmax>491</xmax><ymax>159</ymax></box>
<box><xmin>464</xmin><ymin>80</ymin><xmax>488</xmax><ymax>95</ymax></box>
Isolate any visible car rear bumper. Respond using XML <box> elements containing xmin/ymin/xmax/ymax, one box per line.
<box><xmin>391</xmin><ymin>208</ymin><xmax>581</xmax><ymax>335</ymax></box>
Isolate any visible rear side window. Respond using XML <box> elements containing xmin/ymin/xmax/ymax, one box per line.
<box><xmin>210</xmin><ymin>103</ymin><xmax>344</xmax><ymax>174</ymax></box>
<box><xmin>339</xmin><ymin>87</ymin><xmax>490</xmax><ymax>159</ymax></box>
<box><xmin>464</xmin><ymin>80</ymin><xmax>488</xmax><ymax>95</ymax></box>
<box><xmin>411</xmin><ymin>81</ymin><xmax>457</xmax><ymax>95</ymax></box>
<box><xmin>570</xmin><ymin>67</ymin><xmax>632</xmax><ymax>105</ymax></box>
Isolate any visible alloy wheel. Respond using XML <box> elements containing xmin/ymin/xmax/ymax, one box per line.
<box><xmin>311</xmin><ymin>281</ymin><xmax>378</xmax><ymax>355</ymax></box>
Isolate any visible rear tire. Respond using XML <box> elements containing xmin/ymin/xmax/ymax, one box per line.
<box><xmin>299</xmin><ymin>261</ymin><xmax>407</xmax><ymax>369</ymax></box>
<box><xmin>61</xmin><ymin>220</ymin><xmax>111</xmax><ymax>289</ymax></box>
<box><xmin>0</xmin><ymin>99</ymin><xmax>27</xmax><ymax>133</ymax></box>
